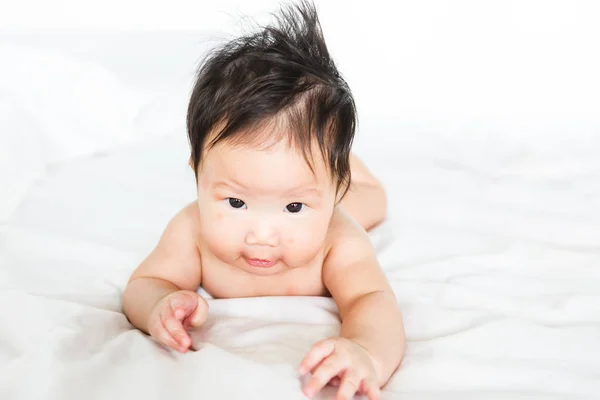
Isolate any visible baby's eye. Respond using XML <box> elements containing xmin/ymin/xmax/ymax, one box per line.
<box><xmin>227</xmin><ymin>198</ymin><xmax>246</xmax><ymax>209</ymax></box>
<box><xmin>285</xmin><ymin>202</ymin><xmax>304</xmax><ymax>213</ymax></box>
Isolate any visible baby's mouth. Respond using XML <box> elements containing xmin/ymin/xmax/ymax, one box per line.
<box><xmin>243</xmin><ymin>257</ymin><xmax>277</xmax><ymax>268</ymax></box>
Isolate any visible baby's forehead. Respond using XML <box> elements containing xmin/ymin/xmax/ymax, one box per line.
<box><xmin>208</xmin><ymin>136</ymin><xmax>327</xmax><ymax>168</ymax></box>
<box><xmin>200</xmin><ymin>139</ymin><xmax>332</xmax><ymax>189</ymax></box>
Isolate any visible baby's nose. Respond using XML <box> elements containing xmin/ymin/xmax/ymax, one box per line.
<box><xmin>245</xmin><ymin>221</ymin><xmax>279</xmax><ymax>247</ymax></box>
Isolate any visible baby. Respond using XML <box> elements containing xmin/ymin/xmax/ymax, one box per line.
<box><xmin>122</xmin><ymin>2</ymin><xmax>405</xmax><ymax>399</ymax></box>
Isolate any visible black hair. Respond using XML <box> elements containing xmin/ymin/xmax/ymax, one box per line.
<box><xmin>186</xmin><ymin>0</ymin><xmax>357</xmax><ymax>198</ymax></box>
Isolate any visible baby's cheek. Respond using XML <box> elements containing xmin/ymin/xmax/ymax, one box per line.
<box><xmin>201</xmin><ymin>212</ymin><xmax>231</xmax><ymax>243</ymax></box>
<box><xmin>287</xmin><ymin>232</ymin><xmax>320</xmax><ymax>257</ymax></box>
<box><xmin>204</xmin><ymin>220</ymin><xmax>241</xmax><ymax>260</ymax></box>
<box><xmin>211</xmin><ymin>216</ymin><xmax>237</xmax><ymax>240</ymax></box>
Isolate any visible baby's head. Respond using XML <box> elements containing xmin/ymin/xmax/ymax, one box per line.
<box><xmin>186</xmin><ymin>1</ymin><xmax>356</xmax><ymax>276</ymax></box>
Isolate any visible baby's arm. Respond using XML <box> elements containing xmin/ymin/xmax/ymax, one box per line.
<box><xmin>299</xmin><ymin>211</ymin><xmax>404</xmax><ymax>398</ymax></box>
<box><xmin>340</xmin><ymin>154</ymin><xmax>387</xmax><ymax>231</ymax></box>
<box><xmin>122</xmin><ymin>203</ymin><xmax>204</xmax><ymax>350</ymax></box>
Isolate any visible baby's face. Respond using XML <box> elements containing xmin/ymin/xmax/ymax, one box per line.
<box><xmin>195</xmin><ymin>138</ymin><xmax>337</xmax><ymax>276</ymax></box>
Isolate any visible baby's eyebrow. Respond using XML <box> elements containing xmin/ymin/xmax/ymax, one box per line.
<box><xmin>213</xmin><ymin>180</ymin><xmax>321</xmax><ymax>197</ymax></box>
<box><xmin>212</xmin><ymin>180</ymin><xmax>247</xmax><ymax>192</ymax></box>
<box><xmin>285</xmin><ymin>186</ymin><xmax>322</xmax><ymax>197</ymax></box>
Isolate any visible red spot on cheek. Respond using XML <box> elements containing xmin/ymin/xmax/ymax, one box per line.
<box><xmin>216</xmin><ymin>212</ymin><xmax>223</xmax><ymax>221</ymax></box>
<box><xmin>285</xmin><ymin>286</ymin><xmax>296</xmax><ymax>296</ymax></box>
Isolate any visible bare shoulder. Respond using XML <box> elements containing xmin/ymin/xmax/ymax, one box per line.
<box><xmin>324</xmin><ymin>206</ymin><xmax>375</xmax><ymax>262</ymax></box>
<box><xmin>322</xmin><ymin>206</ymin><xmax>393</xmax><ymax>314</ymax></box>
<box><xmin>178</xmin><ymin>201</ymin><xmax>202</xmax><ymax>231</ymax></box>
<box><xmin>129</xmin><ymin>202</ymin><xmax>203</xmax><ymax>291</ymax></box>
<box><xmin>156</xmin><ymin>201</ymin><xmax>202</xmax><ymax>251</ymax></box>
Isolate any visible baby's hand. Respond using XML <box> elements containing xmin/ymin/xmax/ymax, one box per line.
<box><xmin>147</xmin><ymin>290</ymin><xmax>208</xmax><ymax>353</ymax></box>
<box><xmin>298</xmin><ymin>337</ymin><xmax>381</xmax><ymax>400</ymax></box>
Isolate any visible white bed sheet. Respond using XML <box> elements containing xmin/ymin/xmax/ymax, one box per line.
<box><xmin>1</xmin><ymin>32</ymin><xmax>600</xmax><ymax>400</ymax></box>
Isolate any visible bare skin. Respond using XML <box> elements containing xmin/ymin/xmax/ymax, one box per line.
<box><xmin>340</xmin><ymin>155</ymin><xmax>388</xmax><ymax>232</ymax></box>
<box><xmin>122</xmin><ymin>145</ymin><xmax>403</xmax><ymax>400</ymax></box>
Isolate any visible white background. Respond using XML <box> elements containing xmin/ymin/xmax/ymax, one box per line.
<box><xmin>1</xmin><ymin>0</ymin><xmax>599</xmax><ymax>132</ymax></box>
<box><xmin>1</xmin><ymin>2</ymin><xmax>600</xmax><ymax>399</ymax></box>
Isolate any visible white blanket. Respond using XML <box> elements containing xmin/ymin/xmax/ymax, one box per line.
<box><xmin>1</xmin><ymin>28</ymin><xmax>599</xmax><ymax>400</ymax></box>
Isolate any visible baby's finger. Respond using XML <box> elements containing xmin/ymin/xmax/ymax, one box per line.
<box><xmin>169</xmin><ymin>293</ymin><xmax>196</xmax><ymax>321</ymax></box>
<box><xmin>363</xmin><ymin>376</ymin><xmax>381</xmax><ymax>400</ymax></box>
<box><xmin>163</xmin><ymin>317</ymin><xmax>191</xmax><ymax>351</ymax></box>
<box><xmin>298</xmin><ymin>338</ymin><xmax>336</xmax><ymax>376</ymax></box>
<box><xmin>303</xmin><ymin>353</ymin><xmax>348</xmax><ymax>398</ymax></box>
<box><xmin>154</xmin><ymin>320</ymin><xmax>183</xmax><ymax>352</ymax></box>
<box><xmin>336</xmin><ymin>370</ymin><xmax>362</xmax><ymax>400</ymax></box>
<box><xmin>189</xmin><ymin>295</ymin><xmax>209</xmax><ymax>327</ymax></box>
<box><xmin>328</xmin><ymin>376</ymin><xmax>341</xmax><ymax>387</ymax></box>
<box><xmin>160</xmin><ymin>306</ymin><xmax>191</xmax><ymax>351</ymax></box>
